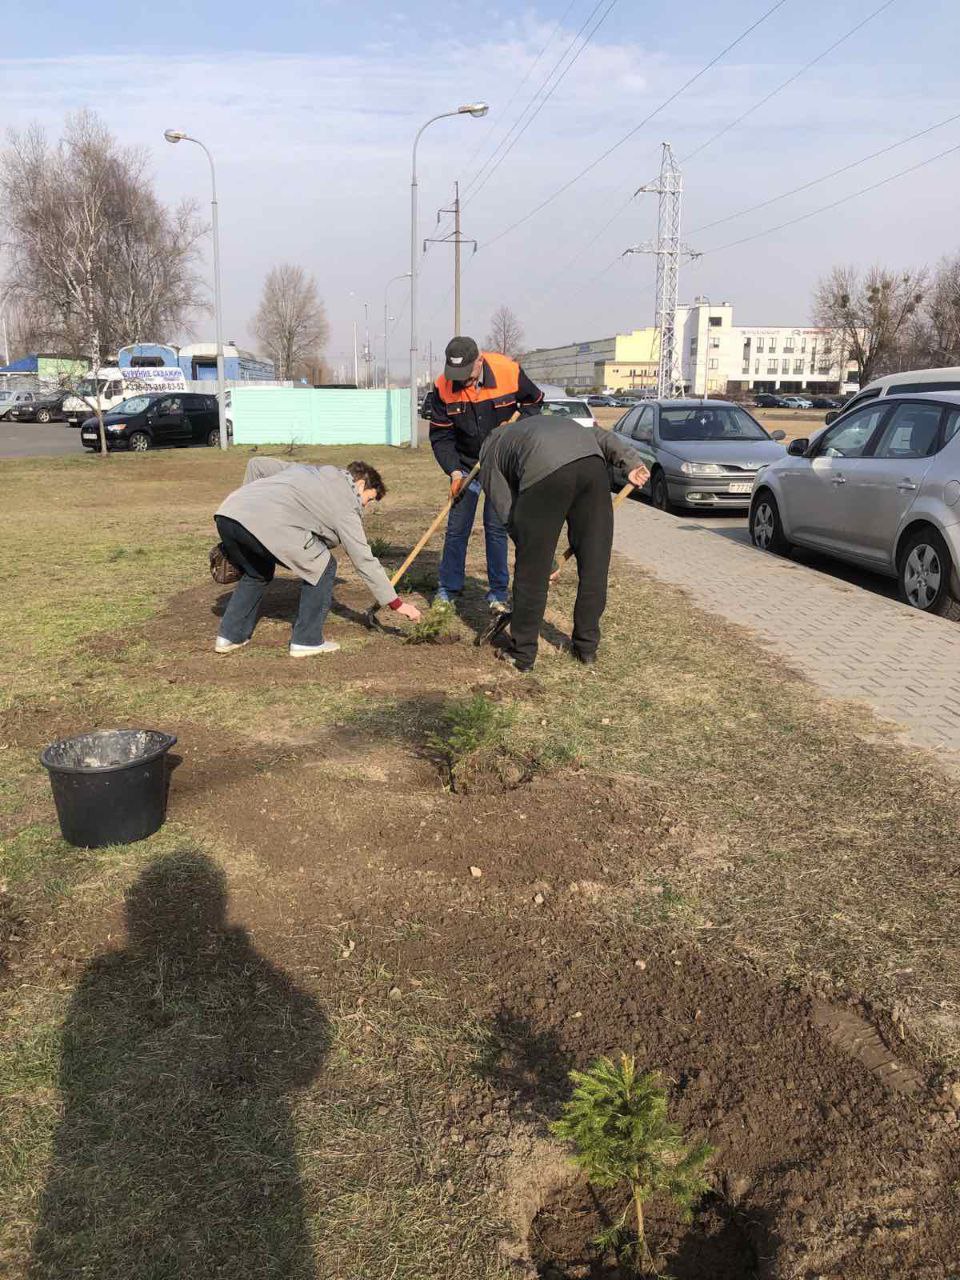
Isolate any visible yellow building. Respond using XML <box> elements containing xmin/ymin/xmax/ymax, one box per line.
<box><xmin>521</xmin><ymin>328</ymin><xmax>659</xmax><ymax>392</ymax></box>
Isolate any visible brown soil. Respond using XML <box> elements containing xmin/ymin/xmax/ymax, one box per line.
<box><xmin>529</xmin><ymin>1181</ymin><xmax>761</xmax><ymax>1279</ymax></box>
<box><xmin>86</xmin><ymin>573</ymin><xmax>501</xmax><ymax>691</ymax></box>
<box><xmin>146</xmin><ymin>722</ymin><xmax>959</xmax><ymax>1280</ymax></box>
<box><xmin>10</xmin><ymin>577</ymin><xmax>960</xmax><ymax>1278</ymax></box>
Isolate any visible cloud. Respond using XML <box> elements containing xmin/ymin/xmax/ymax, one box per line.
<box><xmin>2</xmin><ymin>23</ymin><xmax>958</xmax><ymax>364</ymax></box>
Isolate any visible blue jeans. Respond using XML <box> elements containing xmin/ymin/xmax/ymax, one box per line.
<box><xmin>215</xmin><ymin>515</ymin><xmax>337</xmax><ymax>647</ymax></box>
<box><xmin>438</xmin><ymin>478</ymin><xmax>509</xmax><ymax>600</ymax></box>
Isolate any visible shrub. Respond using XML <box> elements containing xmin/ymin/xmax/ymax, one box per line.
<box><xmin>551</xmin><ymin>1054</ymin><xmax>713</xmax><ymax>1275</ymax></box>
<box><xmin>426</xmin><ymin>693</ymin><xmax>515</xmax><ymax>790</ymax></box>
<box><xmin>404</xmin><ymin>600</ymin><xmax>458</xmax><ymax>646</ymax></box>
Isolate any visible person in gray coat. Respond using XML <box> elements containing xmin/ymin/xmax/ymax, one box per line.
<box><xmin>214</xmin><ymin>458</ymin><xmax>421</xmax><ymax>657</ymax></box>
<box><xmin>480</xmin><ymin>416</ymin><xmax>649</xmax><ymax>671</ymax></box>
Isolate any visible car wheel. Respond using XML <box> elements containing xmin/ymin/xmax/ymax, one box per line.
<box><xmin>128</xmin><ymin>431</ymin><xmax>150</xmax><ymax>452</ymax></box>
<box><xmin>898</xmin><ymin>527</ymin><xmax>960</xmax><ymax>620</ymax></box>
<box><xmin>36</xmin><ymin>408</ymin><xmax>51</xmax><ymax>423</ymax></box>
<box><xmin>750</xmin><ymin>490</ymin><xmax>792</xmax><ymax>555</ymax></box>
<box><xmin>206</xmin><ymin>427</ymin><xmax>220</xmax><ymax>447</ymax></box>
<box><xmin>651</xmin><ymin>469</ymin><xmax>671</xmax><ymax>512</ymax></box>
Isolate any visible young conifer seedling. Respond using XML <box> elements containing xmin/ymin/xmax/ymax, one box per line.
<box><xmin>551</xmin><ymin>1054</ymin><xmax>713</xmax><ymax>1275</ymax></box>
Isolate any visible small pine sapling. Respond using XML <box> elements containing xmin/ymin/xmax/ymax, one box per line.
<box><xmin>551</xmin><ymin>1054</ymin><xmax>713</xmax><ymax>1275</ymax></box>
<box><xmin>404</xmin><ymin>599</ymin><xmax>458</xmax><ymax>645</ymax></box>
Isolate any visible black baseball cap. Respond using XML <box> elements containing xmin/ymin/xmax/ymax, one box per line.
<box><xmin>444</xmin><ymin>336</ymin><xmax>480</xmax><ymax>382</ymax></box>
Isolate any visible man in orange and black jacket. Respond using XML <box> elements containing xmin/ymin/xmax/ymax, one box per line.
<box><xmin>429</xmin><ymin>335</ymin><xmax>543</xmax><ymax>610</ymax></box>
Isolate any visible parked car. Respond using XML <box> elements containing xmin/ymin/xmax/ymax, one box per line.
<box><xmin>754</xmin><ymin>392</ymin><xmax>788</xmax><ymax>409</ymax></box>
<box><xmin>749</xmin><ymin>391</ymin><xmax>960</xmax><ymax>618</ymax></box>
<box><xmin>809</xmin><ymin>396</ymin><xmax>840</xmax><ymax>410</ymax></box>
<box><xmin>79</xmin><ymin>392</ymin><xmax>222</xmax><ymax>451</ymax></box>
<box><xmin>586</xmin><ymin>394</ymin><xmax>615</xmax><ymax>407</ymax></box>
<box><xmin>539</xmin><ymin>397</ymin><xmax>598</xmax><ymax>429</ymax></box>
<box><xmin>7</xmin><ymin>391</ymin><xmax>69</xmax><ymax>423</ymax></box>
<box><xmin>419</xmin><ymin>388</ymin><xmax>436</xmax><ymax>420</ymax></box>
<box><xmin>824</xmin><ymin>366</ymin><xmax>960</xmax><ymax>426</ymax></box>
<box><xmin>610</xmin><ymin>399</ymin><xmax>786</xmax><ymax>511</ymax></box>
<box><xmin>0</xmin><ymin>389</ymin><xmax>38</xmax><ymax>420</ymax></box>
<box><xmin>780</xmin><ymin>395</ymin><xmax>813</xmax><ymax>409</ymax></box>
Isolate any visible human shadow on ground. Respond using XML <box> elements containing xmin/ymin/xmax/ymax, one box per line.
<box><xmin>474</xmin><ymin>1005</ymin><xmax>575</xmax><ymax>1120</ymax></box>
<box><xmin>29</xmin><ymin>851</ymin><xmax>330</xmax><ymax>1280</ymax></box>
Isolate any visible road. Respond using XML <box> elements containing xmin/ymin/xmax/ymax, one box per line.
<box><xmin>0</xmin><ymin>421</ymin><xmax>83</xmax><ymax>458</ymax></box>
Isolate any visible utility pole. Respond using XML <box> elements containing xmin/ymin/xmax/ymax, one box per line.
<box><xmin>454</xmin><ymin>183</ymin><xmax>461</xmax><ymax>336</ymax></box>
<box><xmin>363</xmin><ymin>302</ymin><xmax>373</xmax><ymax>388</ymax></box>
<box><xmin>623</xmin><ymin>143</ymin><xmax>700</xmax><ymax>399</ymax></box>
<box><xmin>425</xmin><ymin>181</ymin><xmax>477</xmax><ymax>337</ymax></box>
<box><xmin>353</xmin><ymin>321</ymin><xmax>359</xmax><ymax>387</ymax></box>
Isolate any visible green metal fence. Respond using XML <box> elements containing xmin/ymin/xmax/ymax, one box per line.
<box><xmin>228</xmin><ymin>388</ymin><xmax>412</xmax><ymax>447</ymax></box>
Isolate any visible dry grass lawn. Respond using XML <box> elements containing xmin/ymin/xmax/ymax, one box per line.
<box><xmin>1</xmin><ymin>442</ymin><xmax>959</xmax><ymax>1278</ymax></box>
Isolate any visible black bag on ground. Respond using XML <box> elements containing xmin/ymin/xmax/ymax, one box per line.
<box><xmin>209</xmin><ymin>542</ymin><xmax>242</xmax><ymax>585</ymax></box>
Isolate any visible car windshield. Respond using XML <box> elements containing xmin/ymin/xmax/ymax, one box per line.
<box><xmin>109</xmin><ymin>396</ymin><xmax>153</xmax><ymax>415</ymax></box>
<box><xmin>542</xmin><ymin>401</ymin><xmax>590</xmax><ymax>417</ymax></box>
<box><xmin>76</xmin><ymin>378</ymin><xmax>113</xmax><ymax>397</ymax></box>
<box><xmin>659</xmin><ymin>405</ymin><xmax>768</xmax><ymax>442</ymax></box>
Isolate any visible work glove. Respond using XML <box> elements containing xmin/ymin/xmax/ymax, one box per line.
<box><xmin>450</xmin><ymin>471</ymin><xmax>465</xmax><ymax>499</ymax></box>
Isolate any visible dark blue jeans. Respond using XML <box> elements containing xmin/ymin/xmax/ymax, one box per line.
<box><xmin>438</xmin><ymin>478</ymin><xmax>509</xmax><ymax>600</ymax></box>
<box><xmin>215</xmin><ymin>515</ymin><xmax>337</xmax><ymax>647</ymax></box>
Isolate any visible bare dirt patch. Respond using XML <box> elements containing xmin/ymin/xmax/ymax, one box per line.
<box><xmin>141</xmin><ymin>721</ymin><xmax>960</xmax><ymax>1280</ymax></box>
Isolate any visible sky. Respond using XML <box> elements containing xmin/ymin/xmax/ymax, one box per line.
<box><xmin>3</xmin><ymin>0</ymin><xmax>960</xmax><ymax>377</ymax></box>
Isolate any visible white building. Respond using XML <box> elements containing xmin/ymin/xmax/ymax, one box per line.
<box><xmin>521</xmin><ymin>299</ymin><xmax>858</xmax><ymax>397</ymax></box>
<box><xmin>679</xmin><ymin>299</ymin><xmax>858</xmax><ymax>396</ymax></box>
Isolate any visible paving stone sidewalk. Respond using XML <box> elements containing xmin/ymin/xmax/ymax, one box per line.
<box><xmin>613</xmin><ymin>504</ymin><xmax>960</xmax><ymax>759</ymax></box>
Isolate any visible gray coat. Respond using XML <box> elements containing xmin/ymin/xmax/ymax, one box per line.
<box><xmin>480</xmin><ymin>418</ymin><xmax>646</xmax><ymax>524</ymax></box>
<box><xmin>217</xmin><ymin>459</ymin><xmax>398</xmax><ymax>605</ymax></box>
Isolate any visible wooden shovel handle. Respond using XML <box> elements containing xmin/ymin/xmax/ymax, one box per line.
<box><xmin>389</xmin><ymin>461</ymin><xmax>481</xmax><ymax>588</ymax></box>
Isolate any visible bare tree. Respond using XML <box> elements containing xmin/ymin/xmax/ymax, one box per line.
<box><xmin>813</xmin><ymin>265</ymin><xmax>926</xmax><ymax>387</ymax></box>
<box><xmin>486</xmin><ymin>305</ymin><xmax>524</xmax><ymax>358</ymax></box>
<box><xmin>908</xmin><ymin>255</ymin><xmax>960</xmax><ymax>367</ymax></box>
<box><xmin>252</xmin><ymin>266</ymin><xmax>328</xmax><ymax>382</ymax></box>
<box><xmin>0</xmin><ymin>111</ymin><xmax>206</xmax><ymax>454</ymax></box>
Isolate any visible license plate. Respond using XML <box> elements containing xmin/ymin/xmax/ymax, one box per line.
<box><xmin>728</xmin><ymin>483</ymin><xmax>752</xmax><ymax>494</ymax></box>
<box><xmin>81</xmin><ymin>432</ymin><xmax>95</xmax><ymax>441</ymax></box>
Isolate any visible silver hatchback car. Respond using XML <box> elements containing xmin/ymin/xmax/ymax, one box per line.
<box><xmin>749</xmin><ymin>391</ymin><xmax>960</xmax><ymax>618</ymax></box>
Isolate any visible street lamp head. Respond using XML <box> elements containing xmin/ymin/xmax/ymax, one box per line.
<box><xmin>459</xmin><ymin>102</ymin><xmax>489</xmax><ymax>117</ymax></box>
<box><xmin>163</xmin><ymin>129</ymin><xmax>186</xmax><ymax>144</ymax></box>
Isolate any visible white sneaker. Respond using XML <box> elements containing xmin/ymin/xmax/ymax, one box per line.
<box><xmin>215</xmin><ymin>636</ymin><xmax>250</xmax><ymax>653</ymax></box>
<box><xmin>289</xmin><ymin>640</ymin><xmax>341</xmax><ymax>658</ymax></box>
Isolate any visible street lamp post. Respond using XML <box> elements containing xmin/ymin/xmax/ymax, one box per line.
<box><xmin>384</xmin><ymin>272</ymin><xmax>411</xmax><ymax>391</ymax></box>
<box><xmin>164</xmin><ymin>128</ymin><xmax>228</xmax><ymax>450</ymax></box>
<box><xmin>410</xmin><ymin>103</ymin><xmax>488</xmax><ymax>448</ymax></box>
<box><xmin>0</xmin><ymin>294</ymin><xmax>9</xmax><ymax>367</ymax></box>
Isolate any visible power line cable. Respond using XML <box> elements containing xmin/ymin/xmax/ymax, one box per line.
<box><xmin>424</xmin><ymin>0</ymin><xmax>615</xmax><ymax>321</ymax></box>
<box><xmin>689</xmin><ymin>107</ymin><xmax>960</xmax><ymax>233</ymax></box>
<box><xmin>456</xmin><ymin>0</ymin><xmax>581</xmax><ymax>194</ymax></box>
<box><xmin>481</xmin><ymin>0</ymin><xmax>791</xmax><ymax>250</ymax></box>
<box><xmin>462</xmin><ymin>0</ymin><xmax>619</xmax><ymax>206</ymax></box>
<box><xmin>700</xmin><ymin>136</ymin><xmax>960</xmax><ymax>254</ymax></box>
<box><xmin>526</xmin><ymin>0</ymin><xmax>905</xmax><ymax>312</ymax></box>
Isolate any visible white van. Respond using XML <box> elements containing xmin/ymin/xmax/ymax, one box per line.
<box><xmin>63</xmin><ymin>366</ymin><xmax>187</xmax><ymax>426</ymax></box>
<box><xmin>826</xmin><ymin>366</ymin><xmax>960</xmax><ymax>424</ymax></box>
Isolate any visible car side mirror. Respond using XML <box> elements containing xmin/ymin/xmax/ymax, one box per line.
<box><xmin>787</xmin><ymin>438</ymin><xmax>809</xmax><ymax>457</ymax></box>
<box><xmin>771</xmin><ymin>429</ymin><xmax>786</xmax><ymax>441</ymax></box>
<box><xmin>824</xmin><ymin>409</ymin><xmax>839</xmax><ymax>425</ymax></box>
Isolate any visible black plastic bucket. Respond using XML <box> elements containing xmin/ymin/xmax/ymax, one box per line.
<box><xmin>40</xmin><ymin>729</ymin><xmax>177</xmax><ymax>848</ymax></box>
